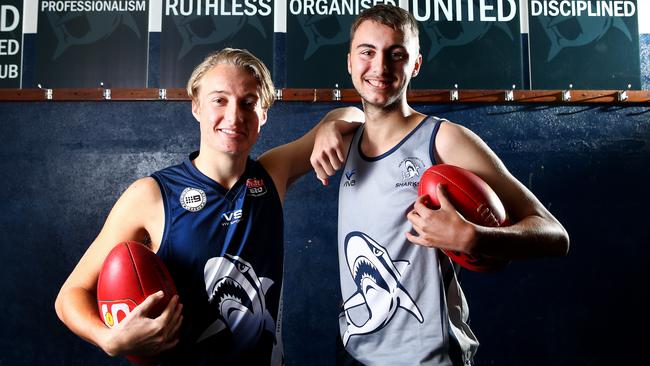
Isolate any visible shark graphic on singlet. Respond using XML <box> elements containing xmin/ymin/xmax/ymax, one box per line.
<box><xmin>341</xmin><ymin>232</ymin><xmax>423</xmax><ymax>346</ymax></box>
<box><xmin>199</xmin><ymin>254</ymin><xmax>276</xmax><ymax>350</ymax></box>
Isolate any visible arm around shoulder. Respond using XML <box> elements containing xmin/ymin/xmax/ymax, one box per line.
<box><xmin>259</xmin><ymin>106</ymin><xmax>364</xmax><ymax>201</ymax></box>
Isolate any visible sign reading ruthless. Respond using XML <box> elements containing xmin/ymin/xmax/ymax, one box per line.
<box><xmin>160</xmin><ymin>0</ymin><xmax>274</xmax><ymax>88</ymax></box>
<box><xmin>0</xmin><ymin>2</ymin><xmax>22</xmax><ymax>88</ymax></box>
<box><xmin>528</xmin><ymin>0</ymin><xmax>640</xmax><ymax>89</ymax></box>
<box><xmin>35</xmin><ymin>0</ymin><xmax>148</xmax><ymax>88</ymax></box>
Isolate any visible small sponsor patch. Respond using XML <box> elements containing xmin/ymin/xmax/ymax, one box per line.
<box><xmin>180</xmin><ymin>187</ymin><xmax>207</xmax><ymax>212</ymax></box>
<box><xmin>246</xmin><ymin>178</ymin><xmax>267</xmax><ymax>197</ymax></box>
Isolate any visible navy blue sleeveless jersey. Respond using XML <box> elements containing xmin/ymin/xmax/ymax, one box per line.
<box><xmin>151</xmin><ymin>152</ymin><xmax>284</xmax><ymax>365</ymax></box>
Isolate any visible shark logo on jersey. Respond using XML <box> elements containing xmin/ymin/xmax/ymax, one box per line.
<box><xmin>341</xmin><ymin>232</ymin><xmax>423</xmax><ymax>346</ymax></box>
<box><xmin>537</xmin><ymin>15</ymin><xmax>632</xmax><ymax>61</ymax></box>
<box><xmin>173</xmin><ymin>14</ymin><xmax>267</xmax><ymax>60</ymax></box>
<box><xmin>296</xmin><ymin>15</ymin><xmax>354</xmax><ymax>59</ymax></box>
<box><xmin>419</xmin><ymin>0</ymin><xmax>514</xmax><ymax>61</ymax></box>
<box><xmin>397</xmin><ymin>157</ymin><xmax>425</xmax><ymax>186</ymax></box>
<box><xmin>199</xmin><ymin>255</ymin><xmax>276</xmax><ymax>350</ymax></box>
<box><xmin>47</xmin><ymin>12</ymin><xmax>142</xmax><ymax>60</ymax></box>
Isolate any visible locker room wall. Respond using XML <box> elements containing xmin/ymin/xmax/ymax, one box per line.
<box><xmin>0</xmin><ymin>97</ymin><xmax>648</xmax><ymax>365</ymax></box>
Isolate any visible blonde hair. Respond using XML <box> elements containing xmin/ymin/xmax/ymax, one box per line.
<box><xmin>186</xmin><ymin>48</ymin><xmax>275</xmax><ymax>110</ymax></box>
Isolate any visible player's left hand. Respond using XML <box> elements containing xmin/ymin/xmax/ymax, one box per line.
<box><xmin>406</xmin><ymin>185</ymin><xmax>476</xmax><ymax>252</ymax></box>
<box><xmin>310</xmin><ymin>120</ymin><xmax>347</xmax><ymax>186</ymax></box>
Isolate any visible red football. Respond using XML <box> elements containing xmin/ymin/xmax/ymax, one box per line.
<box><xmin>418</xmin><ymin>164</ymin><xmax>509</xmax><ymax>272</ymax></box>
<box><xmin>97</xmin><ymin>241</ymin><xmax>177</xmax><ymax>364</ymax></box>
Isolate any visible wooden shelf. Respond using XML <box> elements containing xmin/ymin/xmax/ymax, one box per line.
<box><xmin>1</xmin><ymin>88</ymin><xmax>649</xmax><ymax>104</ymax></box>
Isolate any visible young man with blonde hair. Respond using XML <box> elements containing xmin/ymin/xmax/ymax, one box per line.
<box><xmin>55</xmin><ymin>48</ymin><xmax>362</xmax><ymax>365</ymax></box>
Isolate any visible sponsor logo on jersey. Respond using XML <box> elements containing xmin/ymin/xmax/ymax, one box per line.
<box><xmin>221</xmin><ymin>209</ymin><xmax>243</xmax><ymax>226</ymax></box>
<box><xmin>396</xmin><ymin>157</ymin><xmax>425</xmax><ymax>188</ymax></box>
<box><xmin>246</xmin><ymin>178</ymin><xmax>267</xmax><ymax>197</ymax></box>
<box><xmin>343</xmin><ymin>169</ymin><xmax>356</xmax><ymax>187</ymax></box>
<box><xmin>180</xmin><ymin>187</ymin><xmax>207</xmax><ymax>212</ymax></box>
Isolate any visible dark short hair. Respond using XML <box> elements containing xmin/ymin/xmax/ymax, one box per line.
<box><xmin>350</xmin><ymin>4</ymin><xmax>419</xmax><ymax>43</ymax></box>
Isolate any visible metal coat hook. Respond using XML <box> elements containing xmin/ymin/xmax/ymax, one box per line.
<box><xmin>37</xmin><ymin>83</ymin><xmax>53</xmax><ymax>100</ymax></box>
<box><xmin>562</xmin><ymin>84</ymin><xmax>573</xmax><ymax>102</ymax></box>
<box><xmin>158</xmin><ymin>88</ymin><xmax>167</xmax><ymax>100</ymax></box>
<box><xmin>332</xmin><ymin>83</ymin><xmax>341</xmax><ymax>101</ymax></box>
<box><xmin>450</xmin><ymin>84</ymin><xmax>459</xmax><ymax>101</ymax></box>
<box><xmin>617</xmin><ymin>84</ymin><xmax>631</xmax><ymax>102</ymax></box>
<box><xmin>505</xmin><ymin>84</ymin><xmax>515</xmax><ymax>102</ymax></box>
<box><xmin>100</xmin><ymin>82</ymin><xmax>111</xmax><ymax>100</ymax></box>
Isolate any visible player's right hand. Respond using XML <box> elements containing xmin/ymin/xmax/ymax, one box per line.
<box><xmin>310</xmin><ymin>120</ymin><xmax>347</xmax><ymax>186</ymax></box>
<box><xmin>104</xmin><ymin>292</ymin><xmax>183</xmax><ymax>357</ymax></box>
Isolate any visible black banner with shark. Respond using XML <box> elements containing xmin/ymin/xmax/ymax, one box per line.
<box><xmin>411</xmin><ymin>0</ymin><xmax>523</xmax><ymax>89</ymax></box>
<box><xmin>159</xmin><ymin>0</ymin><xmax>274</xmax><ymax>88</ymax></box>
<box><xmin>34</xmin><ymin>0</ymin><xmax>148</xmax><ymax>88</ymax></box>
<box><xmin>286</xmin><ymin>0</ymin><xmax>522</xmax><ymax>89</ymax></box>
<box><xmin>0</xmin><ymin>1</ymin><xmax>22</xmax><ymax>88</ymax></box>
<box><xmin>286</xmin><ymin>0</ymin><xmax>400</xmax><ymax>88</ymax></box>
<box><xmin>528</xmin><ymin>0</ymin><xmax>640</xmax><ymax>89</ymax></box>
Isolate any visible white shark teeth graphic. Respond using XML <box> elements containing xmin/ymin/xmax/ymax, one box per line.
<box><xmin>342</xmin><ymin>233</ymin><xmax>423</xmax><ymax>346</ymax></box>
<box><xmin>198</xmin><ymin>255</ymin><xmax>275</xmax><ymax>346</ymax></box>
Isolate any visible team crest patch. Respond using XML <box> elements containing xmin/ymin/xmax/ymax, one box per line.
<box><xmin>396</xmin><ymin>158</ymin><xmax>425</xmax><ymax>188</ymax></box>
<box><xmin>180</xmin><ymin>187</ymin><xmax>206</xmax><ymax>212</ymax></box>
<box><xmin>246</xmin><ymin>178</ymin><xmax>267</xmax><ymax>197</ymax></box>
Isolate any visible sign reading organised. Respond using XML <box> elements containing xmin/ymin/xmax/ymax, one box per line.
<box><xmin>35</xmin><ymin>0</ymin><xmax>149</xmax><ymax>88</ymax></box>
<box><xmin>528</xmin><ymin>0</ymin><xmax>641</xmax><ymax>89</ymax></box>
<box><xmin>0</xmin><ymin>2</ymin><xmax>22</xmax><ymax>88</ymax></box>
<box><xmin>159</xmin><ymin>0</ymin><xmax>274</xmax><ymax>88</ymax></box>
<box><xmin>286</xmin><ymin>0</ymin><xmax>399</xmax><ymax>88</ymax></box>
<box><xmin>411</xmin><ymin>0</ymin><xmax>523</xmax><ymax>90</ymax></box>
<box><xmin>286</xmin><ymin>0</ymin><xmax>522</xmax><ymax>89</ymax></box>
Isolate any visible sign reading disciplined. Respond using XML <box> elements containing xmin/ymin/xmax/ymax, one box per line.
<box><xmin>528</xmin><ymin>0</ymin><xmax>641</xmax><ymax>89</ymax></box>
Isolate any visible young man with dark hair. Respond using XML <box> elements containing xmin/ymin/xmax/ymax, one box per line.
<box><xmin>312</xmin><ymin>5</ymin><xmax>569</xmax><ymax>365</ymax></box>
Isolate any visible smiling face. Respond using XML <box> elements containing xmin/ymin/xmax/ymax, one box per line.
<box><xmin>348</xmin><ymin>20</ymin><xmax>422</xmax><ymax>110</ymax></box>
<box><xmin>191</xmin><ymin>63</ymin><xmax>268</xmax><ymax>158</ymax></box>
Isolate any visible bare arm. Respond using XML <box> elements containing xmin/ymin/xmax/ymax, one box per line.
<box><xmin>259</xmin><ymin>106</ymin><xmax>364</xmax><ymax>201</ymax></box>
<box><xmin>54</xmin><ymin>178</ymin><xmax>182</xmax><ymax>356</ymax></box>
<box><xmin>406</xmin><ymin>121</ymin><xmax>569</xmax><ymax>260</ymax></box>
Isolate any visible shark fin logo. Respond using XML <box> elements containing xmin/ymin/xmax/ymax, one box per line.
<box><xmin>538</xmin><ymin>15</ymin><xmax>632</xmax><ymax>62</ymax></box>
<box><xmin>173</xmin><ymin>14</ymin><xmax>267</xmax><ymax>60</ymax></box>
<box><xmin>199</xmin><ymin>255</ymin><xmax>276</xmax><ymax>349</ymax></box>
<box><xmin>420</xmin><ymin>0</ymin><xmax>513</xmax><ymax>61</ymax></box>
<box><xmin>341</xmin><ymin>232</ymin><xmax>423</xmax><ymax>346</ymax></box>
<box><xmin>47</xmin><ymin>12</ymin><xmax>142</xmax><ymax>60</ymax></box>
<box><xmin>297</xmin><ymin>15</ymin><xmax>353</xmax><ymax>60</ymax></box>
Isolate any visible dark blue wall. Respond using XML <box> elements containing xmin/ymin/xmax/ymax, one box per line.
<box><xmin>0</xmin><ymin>99</ymin><xmax>648</xmax><ymax>365</ymax></box>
